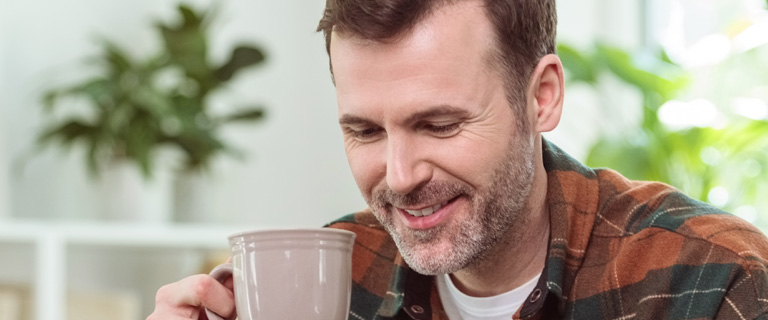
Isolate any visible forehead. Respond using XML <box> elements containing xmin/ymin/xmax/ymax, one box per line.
<box><xmin>330</xmin><ymin>1</ymin><xmax>498</xmax><ymax>113</ymax></box>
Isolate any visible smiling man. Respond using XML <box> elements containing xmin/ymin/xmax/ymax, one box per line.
<box><xmin>316</xmin><ymin>0</ymin><xmax>768</xmax><ymax>319</ymax></box>
<box><xmin>148</xmin><ymin>0</ymin><xmax>768</xmax><ymax>319</ymax></box>
<box><xmin>324</xmin><ymin>1</ymin><xmax>553</xmax><ymax>318</ymax></box>
<box><xmin>325</xmin><ymin>0</ymin><xmax>555</xmax><ymax>313</ymax></box>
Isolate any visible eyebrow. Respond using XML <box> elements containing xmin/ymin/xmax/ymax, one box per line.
<box><xmin>403</xmin><ymin>105</ymin><xmax>470</xmax><ymax>124</ymax></box>
<box><xmin>338</xmin><ymin>114</ymin><xmax>373</xmax><ymax>126</ymax></box>
<box><xmin>338</xmin><ymin>105</ymin><xmax>469</xmax><ymax>126</ymax></box>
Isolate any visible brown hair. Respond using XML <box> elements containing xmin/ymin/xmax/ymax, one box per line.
<box><xmin>316</xmin><ymin>0</ymin><xmax>557</xmax><ymax>121</ymax></box>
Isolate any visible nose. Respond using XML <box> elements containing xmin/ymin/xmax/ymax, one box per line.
<box><xmin>385</xmin><ymin>134</ymin><xmax>432</xmax><ymax>195</ymax></box>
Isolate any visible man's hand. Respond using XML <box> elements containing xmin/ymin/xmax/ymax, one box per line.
<box><xmin>146</xmin><ymin>274</ymin><xmax>235</xmax><ymax>320</ymax></box>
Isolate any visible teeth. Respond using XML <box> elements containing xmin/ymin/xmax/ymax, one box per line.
<box><xmin>405</xmin><ymin>201</ymin><xmax>448</xmax><ymax>217</ymax></box>
<box><xmin>407</xmin><ymin>209</ymin><xmax>423</xmax><ymax>217</ymax></box>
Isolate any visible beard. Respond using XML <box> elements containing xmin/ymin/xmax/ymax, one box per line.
<box><xmin>367</xmin><ymin>136</ymin><xmax>536</xmax><ymax>275</ymax></box>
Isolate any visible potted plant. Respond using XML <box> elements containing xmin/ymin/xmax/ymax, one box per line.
<box><xmin>154</xmin><ymin>4</ymin><xmax>268</xmax><ymax>222</ymax></box>
<box><xmin>37</xmin><ymin>3</ymin><xmax>267</xmax><ymax>222</ymax></box>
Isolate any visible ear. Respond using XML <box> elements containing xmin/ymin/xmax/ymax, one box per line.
<box><xmin>527</xmin><ymin>54</ymin><xmax>564</xmax><ymax>133</ymax></box>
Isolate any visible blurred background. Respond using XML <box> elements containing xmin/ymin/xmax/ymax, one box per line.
<box><xmin>0</xmin><ymin>0</ymin><xmax>766</xmax><ymax>319</ymax></box>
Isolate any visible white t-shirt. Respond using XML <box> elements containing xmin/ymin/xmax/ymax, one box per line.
<box><xmin>435</xmin><ymin>272</ymin><xmax>541</xmax><ymax>320</ymax></box>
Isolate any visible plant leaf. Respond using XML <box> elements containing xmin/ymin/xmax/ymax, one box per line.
<box><xmin>130</xmin><ymin>85</ymin><xmax>174</xmax><ymax>116</ymax></box>
<box><xmin>595</xmin><ymin>43</ymin><xmax>689</xmax><ymax>100</ymax></box>
<box><xmin>41</xmin><ymin>78</ymin><xmax>112</xmax><ymax>111</ymax></box>
<box><xmin>99</xmin><ymin>39</ymin><xmax>134</xmax><ymax>76</ymax></box>
<box><xmin>220</xmin><ymin>107</ymin><xmax>266</xmax><ymax>124</ymax></box>
<box><xmin>168</xmin><ymin>128</ymin><xmax>227</xmax><ymax>171</ymax></box>
<box><xmin>122</xmin><ymin>117</ymin><xmax>159</xmax><ymax>178</ymax></box>
<box><xmin>214</xmin><ymin>45</ymin><xmax>266</xmax><ymax>81</ymax></box>
<box><xmin>42</xmin><ymin>90</ymin><xmax>60</xmax><ymax>110</ymax></box>
<box><xmin>557</xmin><ymin>43</ymin><xmax>597</xmax><ymax>84</ymax></box>
<box><xmin>85</xmin><ymin>133</ymin><xmax>103</xmax><ymax>178</ymax></box>
<box><xmin>157</xmin><ymin>5</ymin><xmax>210</xmax><ymax>88</ymax></box>
<box><xmin>38</xmin><ymin>121</ymin><xmax>98</xmax><ymax>146</ymax></box>
<box><xmin>586</xmin><ymin>137</ymin><xmax>656</xmax><ymax>181</ymax></box>
<box><xmin>178</xmin><ymin>4</ymin><xmax>203</xmax><ymax>28</ymax></box>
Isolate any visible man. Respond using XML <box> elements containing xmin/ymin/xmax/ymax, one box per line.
<box><xmin>149</xmin><ymin>0</ymin><xmax>768</xmax><ymax>319</ymax></box>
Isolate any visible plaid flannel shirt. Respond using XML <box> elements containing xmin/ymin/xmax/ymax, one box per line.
<box><xmin>327</xmin><ymin>139</ymin><xmax>768</xmax><ymax>319</ymax></box>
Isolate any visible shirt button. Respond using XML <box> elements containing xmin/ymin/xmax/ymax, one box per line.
<box><xmin>529</xmin><ymin>288</ymin><xmax>543</xmax><ymax>303</ymax></box>
<box><xmin>410</xmin><ymin>305</ymin><xmax>425</xmax><ymax>314</ymax></box>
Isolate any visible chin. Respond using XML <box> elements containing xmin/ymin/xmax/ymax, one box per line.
<box><xmin>395</xmin><ymin>231</ymin><xmax>470</xmax><ymax>275</ymax></box>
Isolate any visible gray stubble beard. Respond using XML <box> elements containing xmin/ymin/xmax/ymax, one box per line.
<box><xmin>369</xmin><ymin>136</ymin><xmax>535</xmax><ymax>275</ymax></box>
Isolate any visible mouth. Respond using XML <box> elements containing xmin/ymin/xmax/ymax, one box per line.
<box><xmin>392</xmin><ymin>196</ymin><xmax>461</xmax><ymax>229</ymax></box>
<box><xmin>401</xmin><ymin>200</ymin><xmax>450</xmax><ymax>217</ymax></box>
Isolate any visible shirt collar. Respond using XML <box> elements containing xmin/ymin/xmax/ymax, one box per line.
<box><xmin>539</xmin><ymin>138</ymin><xmax>599</xmax><ymax>310</ymax></box>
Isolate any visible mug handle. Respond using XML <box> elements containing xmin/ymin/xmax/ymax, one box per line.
<box><xmin>204</xmin><ymin>263</ymin><xmax>235</xmax><ymax>320</ymax></box>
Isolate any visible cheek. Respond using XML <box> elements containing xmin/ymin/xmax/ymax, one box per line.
<box><xmin>432</xmin><ymin>131</ymin><xmax>510</xmax><ymax>186</ymax></box>
<box><xmin>442</xmin><ymin>145</ymin><xmax>499</xmax><ymax>186</ymax></box>
<box><xmin>345</xmin><ymin>145</ymin><xmax>385</xmax><ymax>198</ymax></box>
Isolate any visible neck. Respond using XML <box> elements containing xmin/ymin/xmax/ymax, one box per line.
<box><xmin>449</xmin><ymin>140</ymin><xmax>551</xmax><ymax>297</ymax></box>
<box><xmin>450</xmin><ymin>207</ymin><xmax>549</xmax><ymax>297</ymax></box>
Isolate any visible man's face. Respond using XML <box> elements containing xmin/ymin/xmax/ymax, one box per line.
<box><xmin>331</xmin><ymin>2</ymin><xmax>537</xmax><ymax>274</ymax></box>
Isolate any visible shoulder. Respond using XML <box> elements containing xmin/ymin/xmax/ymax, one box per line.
<box><xmin>592</xmin><ymin>168</ymin><xmax>768</xmax><ymax>263</ymax></box>
<box><xmin>325</xmin><ymin>209</ymin><xmax>388</xmax><ymax>238</ymax></box>
<box><xmin>570</xmin><ymin>169</ymin><xmax>768</xmax><ymax>317</ymax></box>
<box><xmin>325</xmin><ymin>209</ymin><xmax>401</xmax><ymax>262</ymax></box>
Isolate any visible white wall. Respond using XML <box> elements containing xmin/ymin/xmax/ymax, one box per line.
<box><xmin>0</xmin><ymin>0</ymin><xmax>9</xmax><ymax>220</ymax></box>
<box><xmin>2</xmin><ymin>0</ymin><xmax>365</xmax><ymax>227</ymax></box>
<box><xmin>1</xmin><ymin>0</ymin><xmax>642</xmax><ymax>227</ymax></box>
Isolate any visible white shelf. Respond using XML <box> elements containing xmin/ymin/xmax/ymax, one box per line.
<box><xmin>0</xmin><ymin>220</ymin><xmax>251</xmax><ymax>247</ymax></box>
<box><xmin>0</xmin><ymin>219</ymin><xmax>259</xmax><ymax>320</ymax></box>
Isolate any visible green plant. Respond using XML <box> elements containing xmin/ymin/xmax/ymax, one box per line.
<box><xmin>38</xmin><ymin>3</ymin><xmax>266</xmax><ymax>177</ymax></box>
<box><xmin>558</xmin><ymin>41</ymin><xmax>768</xmax><ymax>225</ymax></box>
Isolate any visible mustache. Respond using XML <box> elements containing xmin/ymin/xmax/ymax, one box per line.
<box><xmin>371</xmin><ymin>180</ymin><xmax>471</xmax><ymax>208</ymax></box>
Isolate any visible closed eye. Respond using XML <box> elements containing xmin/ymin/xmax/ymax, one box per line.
<box><xmin>344</xmin><ymin>126</ymin><xmax>385</xmax><ymax>142</ymax></box>
<box><xmin>339</xmin><ymin>114</ymin><xmax>385</xmax><ymax>143</ymax></box>
<box><xmin>424</xmin><ymin>122</ymin><xmax>461</xmax><ymax>137</ymax></box>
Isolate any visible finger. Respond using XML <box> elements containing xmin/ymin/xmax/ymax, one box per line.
<box><xmin>222</xmin><ymin>275</ymin><xmax>234</xmax><ymax>292</ymax></box>
<box><xmin>153</xmin><ymin>282</ymin><xmax>203</xmax><ymax>319</ymax></box>
<box><xmin>177</xmin><ymin>274</ymin><xmax>236</xmax><ymax>318</ymax></box>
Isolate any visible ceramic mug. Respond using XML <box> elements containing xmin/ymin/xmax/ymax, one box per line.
<box><xmin>205</xmin><ymin>228</ymin><xmax>356</xmax><ymax>320</ymax></box>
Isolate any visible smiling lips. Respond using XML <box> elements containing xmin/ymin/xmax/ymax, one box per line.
<box><xmin>396</xmin><ymin>198</ymin><xmax>457</xmax><ymax>229</ymax></box>
<box><xmin>403</xmin><ymin>201</ymin><xmax>450</xmax><ymax>217</ymax></box>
